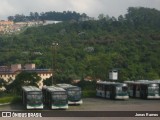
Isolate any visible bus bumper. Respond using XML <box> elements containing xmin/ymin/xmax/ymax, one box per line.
<box><xmin>115</xmin><ymin>96</ymin><xmax>129</xmax><ymax>100</ymax></box>
<box><xmin>68</xmin><ymin>100</ymin><xmax>83</xmax><ymax>105</ymax></box>
<box><xmin>147</xmin><ymin>95</ymin><xmax>160</xmax><ymax>99</ymax></box>
<box><xmin>52</xmin><ymin>105</ymin><xmax>68</xmax><ymax>109</ymax></box>
<box><xmin>27</xmin><ymin>105</ymin><xmax>43</xmax><ymax>109</ymax></box>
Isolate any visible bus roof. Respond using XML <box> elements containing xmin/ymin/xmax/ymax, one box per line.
<box><xmin>152</xmin><ymin>80</ymin><xmax>160</xmax><ymax>83</ymax></box>
<box><xmin>125</xmin><ymin>80</ymin><xmax>159</xmax><ymax>85</ymax></box>
<box><xmin>97</xmin><ymin>81</ymin><xmax>115</xmax><ymax>84</ymax></box>
<box><xmin>43</xmin><ymin>86</ymin><xmax>65</xmax><ymax>92</ymax></box>
<box><xmin>56</xmin><ymin>83</ymin><xmax>79</xmax><ymax>89</ymax></box>
<box><xmin>22</xmin><ymin>86</ymin><xmax>41</xmax><ymax>92</ymax></box>
<box><xmin>97</xmin><ymin>81</ymin><xmax>126</xmax><ymax>86</ymax></box>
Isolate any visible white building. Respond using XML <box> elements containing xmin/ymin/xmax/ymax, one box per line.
<box><xmin>43</xmin><ymin>20</ymin><xmax>62</xmax><ymax>25</ymax></box>
<box><xmin>109</xmin><ymin>69</ymin><xmax>118</xmax><ymax>80</ymax></box>
<box><xmin>0</xmin><ymin>64</ymin><xmax>52</xmax><ymax>88</ymax></box>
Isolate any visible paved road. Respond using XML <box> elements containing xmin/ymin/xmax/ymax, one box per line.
<box><xmin>0</xmin><ymin>98</ymin><xmax>160</xmax><ymax>120</ymax></box>
<box><xmin>1</xmin><ymin>98</ymin><xmax>160</xmax><ymax>111</ymax></box>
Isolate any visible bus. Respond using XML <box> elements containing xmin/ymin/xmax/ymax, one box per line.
<box><xmin>125</xmin><ymin>80</ymin><xmax>160</xmax><ymax>99</ymax></box>
<box><xmin>21</xmin><ymin>86</ymin><xmax>43</xmax><ymax>109</ymax></box>
<box><xmin>42</xmin><ymin>86</ymin><xmax>68</xmax><ymax>109</ymax></box>
<box><xmin>56</xmin><ymin>84</ymin><xmax>83</xmax><ymax>105</ymax></box>
<box><xmin>96</xmin><ymin>81</ymin><xmax>129</xmax><ymax>100</ymax></box>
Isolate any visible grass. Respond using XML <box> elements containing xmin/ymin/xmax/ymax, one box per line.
<box><xmin>0</xmin><ymin>95</ymin><xmax>21</xmax><ymax>104</ymax></box>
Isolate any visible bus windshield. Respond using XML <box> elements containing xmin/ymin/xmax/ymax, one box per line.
<box><xmin>52</xmin><ymin>93</ymin><xmax>67</xmax><ymax>100</ymax></box>
<box><xmin>122</xmin><ymin>86</ymin><xmax>128</xmax><ymax>91</ymax></box>
<box><xmin>116</xmin><ymin>87</ymin><xmax>122</xmax><ymax>92</ymax></box>
<box><xmin>148</xmin><ymin>86</ymin><xmax>159</xmax><ymax>94</ymax></box>
<box><xmin>27</xmin><ymin>93</ymin><xmax>42</xmax><ymax>104</ymax></box>
<box><xmin>116</xmin><ymin>86</ymin><xmax>128</xmax><ymax>95</ymax></box>
<box><xmin>68</xmin><ymin>90</ymin><xmax>81</xmax><ymax>95</ymax></box>
<box><xmin>67</xmin><ymin>89</ymin><xmax>81</xmax><ymax>100</ymax></box>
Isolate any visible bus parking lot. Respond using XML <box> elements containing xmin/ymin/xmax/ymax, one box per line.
<box><xmin>0</xmin><ymin>97</ymin><xmax>160</xmax><ymax>111</ymax></box>
<box><xmin>1</xmin><ymin>98</ymin><xmax>160</xmax><ymax>120</ymax></box>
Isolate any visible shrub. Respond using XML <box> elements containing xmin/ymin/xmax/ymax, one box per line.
<box><xmin>82</xmin><ymin>90</ymin><xmax>96</xmax><ymax>98</ymax></box>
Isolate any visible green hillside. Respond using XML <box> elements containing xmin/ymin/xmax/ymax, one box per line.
<box><xmin>0</xmin><ymin>7</ymin><xmax>160</xmax><ymax>81</ymax></box>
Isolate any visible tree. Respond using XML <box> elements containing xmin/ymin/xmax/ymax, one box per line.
<box><xmin>0</xmin><ymin>79</ymin><xmax>6</xmax><ymax>88</ymax></box>
<box><xmin>6</xmin><ymin>71</ymin><xmax>41</xmax><ymax>94</ymax></box>
<box><xmin>8</xmin><ymin>16</ymin><xmax>14</xmax><ymax>21</ymax></box>
<box><xmin>105</xmin><ymin>15</ymin><xmax>110</xmax><ymax>21</ymax></box>
<box><xmin>98</xmin><ymin>14</ymin><xmax>105</xmax><ymax>20</ymax></box>
<box><xmin>43</xmin><ymin>72</ymin><xmax>73</xmax><ymax>86</ymax></box>
<box><xmin>30</xmin><ymin>12</ymin><xmax>39</xmax><ymax>20</ymax></box>
<box><xmin>1</xmin><ymin>7</ymin><xmax>160</xmax><ymax>84</ymax></box>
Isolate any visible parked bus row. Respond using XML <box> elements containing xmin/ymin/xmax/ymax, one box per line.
<box><xmin>96</xmin><ymin>80</ymin><xmax>160</xmax><ymax>100</ymax></box>
<box><xmin>21</xmin><ymin>80</ymin><xmax>160</xmax><ymax>109</ymax></box>
<box><xmin>21</xmin><ymin>84</ymin><xmax>82</xmax><ymax>109</ymax></box>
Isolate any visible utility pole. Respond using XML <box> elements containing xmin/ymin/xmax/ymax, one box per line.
<box><xmin>51</xmin><ymin>42</ymin><xmax>58</xmax><ymax>85</ymax></box>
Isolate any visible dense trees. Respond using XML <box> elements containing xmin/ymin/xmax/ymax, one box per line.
<box><xmin>126</xmin><ymin>7</ymin><xmax>160</xmax><ymax>29</ymax></box>
<box><xmin>8</xmin><ymin>11</ymin><xmax>89</xmax><ymax>22</ymax></box>
<box><xmin>1</xmin><ymin>7</ymin><xmax>160</xmax><ymax>82</ymax></box>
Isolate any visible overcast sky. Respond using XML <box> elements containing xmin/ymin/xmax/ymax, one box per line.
<box><xmin>1</xmin><ymin>0</ymin><xmax>160</xmax><ymax>20</ymax></box>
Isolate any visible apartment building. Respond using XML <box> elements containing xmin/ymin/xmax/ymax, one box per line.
<box><xmin>0</xmin><ymin>20</ymin><xmax>14</xmax><ymax>34</ymax></box>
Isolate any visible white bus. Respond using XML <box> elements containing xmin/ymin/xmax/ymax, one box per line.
<box><xmin>56</xmin><ymin>84</ymin><xmax>83</xmax><ymax>105</ymax></box>
<box><xmin>42</xmin><ymin>85</ymin><xmax>68</xmax><ymax>109</ymax></box>
<box><xmin>125</xmin><ymin>80</ymin><xmax>160</xmax><ymax>99</ymax></box>
<box><xmin>96</xmin><ymin>81</ymin><xmax>129</xmax><ymax>100</ymax></box>
<box><xmin>22</xmin><ymin>86</ymin><xmax>43</xmax><ymax>109</ymax></box>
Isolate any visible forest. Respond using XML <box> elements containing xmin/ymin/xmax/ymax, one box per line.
<box><xmin>7</xmin><ymin>11</ymin><xmax>89</xmax><ymax>22</ymax></box>
<box><xmin>0</xmin><ymin>7</ymin><xmax>160</xmax><ymax>83</ymax></box>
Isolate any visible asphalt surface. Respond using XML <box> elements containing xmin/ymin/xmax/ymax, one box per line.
<box><xmin>0</xmin><ymin>98</ymin><xmax>160</xmax><ymax>120</ymax></box>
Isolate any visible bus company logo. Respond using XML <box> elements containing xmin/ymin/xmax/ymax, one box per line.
<box><xmin>2</xmin><ymin>112</ymin><xmax>12</xmax><ymax>117</ymax></box>
<box><xmin>1</xmin><ymin>112</ymin><xmax>42</xmax><ymax>118</ymax></box>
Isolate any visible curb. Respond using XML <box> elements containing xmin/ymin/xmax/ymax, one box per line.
<box><xmin>0</xmin><ymin>102</ymin><xmax>11</xmax><ymax>106</ymax></box>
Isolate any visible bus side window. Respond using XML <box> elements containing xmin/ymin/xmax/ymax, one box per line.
<box><xmin>97</xmin><ymin>84</ymin><xmax>100</xmax><ymax>90</ymax></box>
<box><xmin>100</xmin><ymin>85</ymin><xmax>102</xmax><ymax>90</ymax></box>
<box><xmin>102</xmin><ymin>85</ymin><xmax>104</xmax><ymax>90</ymax></box>
<box><xmin>100</xmin><ymin>85</ymin><xmax>104</xmax><ymax>90</ymax></box>
<box><xmin>102</xmin><ymin>85</ymin><xmax>105</xmax><ymax>91</ymax></box>
<box><xmin>136</xmin><ymin>85</ymin><xmax>140</xmax><ymax>91</ymax></box>
<box><xmin>106</xmin><ymin>85</ymin><xmax>109</xmax><ymax>91</ymax></box>
<box><xmin>100</xmin><ymin>85</ymin><xmax>103</xmax><ymax>90</ymax></box>
<box><xmin>99</xmin><ymin>84</ymin><xmax>102</xmax><ymax>90</ymax></box>
<box><xmin>130</xmin><ymin>85</ymin><xmax>133</xmax><ymax>90</ymax></box>
<box><xmin>96</xmin><ymin>84</ymin><xmax>98</xmax><ymax>89</ymax></box>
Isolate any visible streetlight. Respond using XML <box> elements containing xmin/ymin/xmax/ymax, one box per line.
<box><xmin>51</xmin><ymin>42</ymin><xmax>58</xmax><ymax>85</ymax></box>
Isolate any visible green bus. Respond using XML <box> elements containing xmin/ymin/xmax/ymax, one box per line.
<box><xmin>22</xmin><ymin>86</ymin><xmax>43</xmax><ymax>109</ymax></box>
<box><xmin>96</xmin><ymin>81</ymin><xmax>129</xmax><ymax>100</ymax></box>
<box><xmin>56</xmin><ymin>84</ymin><xmax>83</xmax><ymax>105</ymax></box>
<box><xmin>42</xmin><ymin>85</ymin><xmax>68</xmax><ymax>109</ymax></box>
